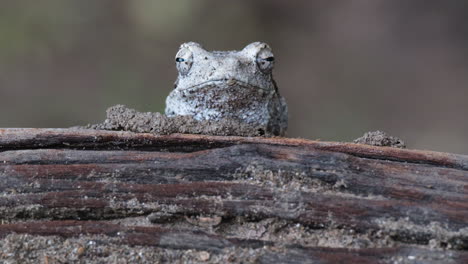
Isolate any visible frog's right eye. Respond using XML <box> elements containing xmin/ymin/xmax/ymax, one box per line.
<box><xmin>175</xmin><ymin>48</ymin><xmax>193</xmax><ymax>75</ymax></box>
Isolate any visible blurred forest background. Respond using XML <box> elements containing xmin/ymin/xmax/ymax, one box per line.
<box><xmin>1</xmin><ymin>0</ymin><xmax>467</xmax><ymax>154</ymax></box>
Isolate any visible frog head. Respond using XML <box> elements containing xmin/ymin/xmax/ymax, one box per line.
<box><xmin>173</xmin><ymin>42</ymin><xmax>276</xmax><ymax>92</ymax></box>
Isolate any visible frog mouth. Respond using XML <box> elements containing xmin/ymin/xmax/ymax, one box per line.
<box><xmin>180</xmin><ymin>79</ymin><xmax>270</xmax><ymax>91</ymax></box>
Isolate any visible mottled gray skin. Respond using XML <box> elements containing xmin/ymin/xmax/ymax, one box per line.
<box><xmin>165</xmin><ymin>42</ymin><xmax>288</xmax><ymax>136</ymax></box>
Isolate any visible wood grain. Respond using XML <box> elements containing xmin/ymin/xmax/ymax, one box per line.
<box><xmin>1</xmin><ymin>128</ymin><xmax>467</xmax><ymax>263</ymax></box>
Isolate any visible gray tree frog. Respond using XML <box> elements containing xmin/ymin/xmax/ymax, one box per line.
<box><xmin>165</xmin><ymin>42</ymin><xmax>288</xmax><ymax>136</ymax></box>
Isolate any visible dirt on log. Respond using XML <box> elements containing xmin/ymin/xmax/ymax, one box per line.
<box><xmin>0</xmin><ymin>128</ymin><xmax>467</xmax><ymax>263</ymax></box>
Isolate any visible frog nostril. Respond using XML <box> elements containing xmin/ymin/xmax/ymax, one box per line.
<box><xmin>227</xmin><ymin>78</ymin><xmax>236</xmax><ymax>86</ymax></box>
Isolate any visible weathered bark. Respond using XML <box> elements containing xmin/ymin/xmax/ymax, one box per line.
<box><xmin>0</xmin><ymin>128</ymin><xmax>467</xmax><ymax>263</ymax></box>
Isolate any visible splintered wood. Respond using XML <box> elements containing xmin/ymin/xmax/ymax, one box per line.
<box><xmin>0</xmin><ymin>128</ymin><xmax>467</xmax><ymax>263</ymax></box>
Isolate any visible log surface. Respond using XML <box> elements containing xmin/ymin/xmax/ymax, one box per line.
<box><xmin>0</xmin><ymin>128</ymin><xmax>467</xmax><ymax>263</ymax></box>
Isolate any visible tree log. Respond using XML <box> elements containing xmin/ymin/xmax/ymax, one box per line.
<box><xmin>0</xmin><ymin>128</ymin><xmax>467</xmax><ymax>263</ymax></box>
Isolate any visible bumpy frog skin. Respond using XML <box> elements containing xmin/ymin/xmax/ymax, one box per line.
<box><xmin>165</xmin><ymin>42</ymin><xmax>288</xmax><ymax>136</ymax></box>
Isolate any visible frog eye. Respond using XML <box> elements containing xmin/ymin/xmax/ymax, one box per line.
<box><xmin>256</xmin><ymin>49</ymin><xmax>275</xmax><ymax>73</ymax></box>
<box><xmin>175</xmin><ymin>47</ymin><xmax>193</xmax><ymax>75</ymax></box>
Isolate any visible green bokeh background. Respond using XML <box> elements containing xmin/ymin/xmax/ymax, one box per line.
<box><xmin>1</xmin><ymin>0</ymin><xmax>468</xmax><ymax>154</ymax></box>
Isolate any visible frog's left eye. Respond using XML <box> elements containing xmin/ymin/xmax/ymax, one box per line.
<box><xmin>175</xmin><ymin>48</ymin><xmax>193</xmax><ymax>75</ymax></box>
<box><xmin>256</xmin><ymin>49</ymin><xmax>275</xmax><ymax>73</ymax></box>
